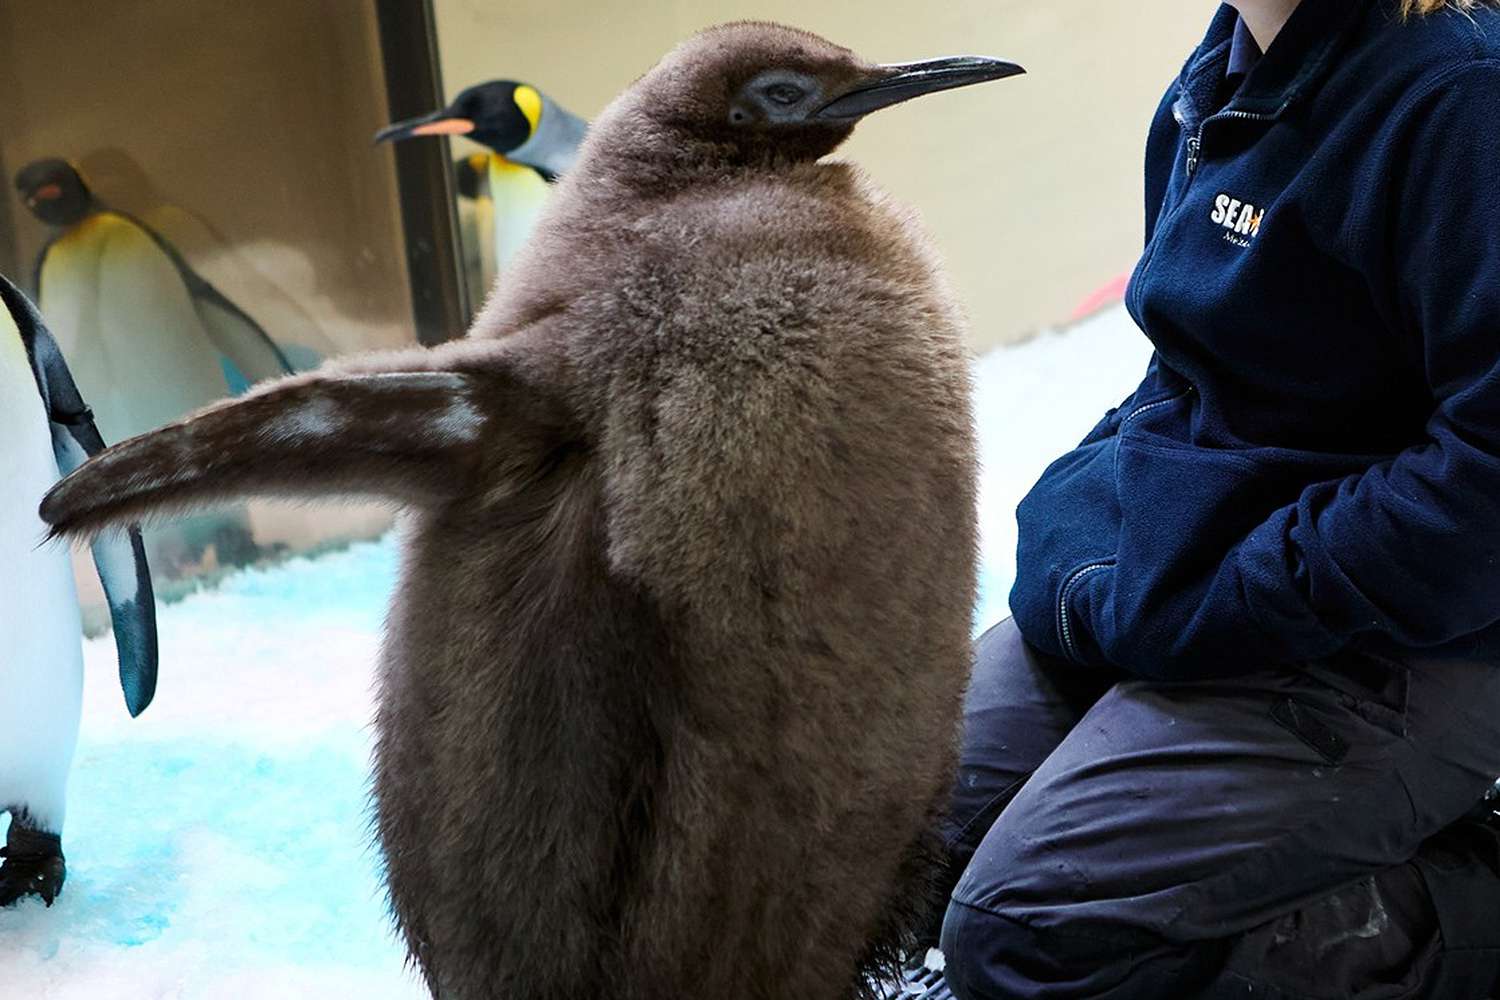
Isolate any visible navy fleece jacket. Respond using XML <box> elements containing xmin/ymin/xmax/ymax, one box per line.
<box><xmin>1010</xmin><ymin>0</ymin><xmax>1500</xmax><ymax>677</ymax></box>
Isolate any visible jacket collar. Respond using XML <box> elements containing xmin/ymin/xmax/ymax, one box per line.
<box><xmin>1227</xmin><ymin>17</ymin><xmax>1263</xmax><ymax>79</ymax></box>
<box><xmin>1174</xmin><ymin>1</ymin><xmax>1367</xmax><ymax>130</ymax></box>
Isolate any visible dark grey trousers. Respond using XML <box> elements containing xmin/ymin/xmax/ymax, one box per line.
<box><xmin>936</xmin><ymin>619</ymin><xmax>1500</xmax><ymax>1000</ymax></box>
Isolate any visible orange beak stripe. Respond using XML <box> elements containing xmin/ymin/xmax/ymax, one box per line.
<box><xmin>411</xmin><ymin>118</ymin><xmax>476</xmax><ymax>137</ymax></box>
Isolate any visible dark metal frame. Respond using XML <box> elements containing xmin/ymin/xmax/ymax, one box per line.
<box><xmin>0</xmin><ymin>0</ymin><xmax>18</xmax><ymax>284</ymax></box>
<box><xmin>375</xmin><ymin>0</ymin><xmax>470</xmax><ymax>345</ymax></box>
<box><xmin>0</xmin><ymin>149</ymin><xmax>19</xmax><ymax>284</ymax></box>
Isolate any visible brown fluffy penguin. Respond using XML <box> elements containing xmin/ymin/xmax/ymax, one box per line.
<box><xmin>40</xmin><ymin>22</ymin><xmax>1021</xmax><ymax>1000</ymax></box>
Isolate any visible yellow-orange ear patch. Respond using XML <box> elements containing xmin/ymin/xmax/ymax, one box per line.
<box><xmin>513</xmin><ymin>85</ymin><xmax>543</xmax><ymax>133</ymax></box>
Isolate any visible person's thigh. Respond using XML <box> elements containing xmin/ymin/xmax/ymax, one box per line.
<box><xmin>939</xmin><ymin>618</ymin><xmax>1118</xmax><ymax>889</ymax></box>
<box><xmin>941</xmin><ymin>651</ymin><xmax>1500</xmax><ymax>1000</ymax></box>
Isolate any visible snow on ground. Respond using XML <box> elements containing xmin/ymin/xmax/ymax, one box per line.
<box><xmin>0</xmin><ymin>539</ymin><xmax>426</xmax><ymax>999</ymax></box>
<box><xmin>0</xmin><ymin>306</ymin><xmax>1149</xmax><ymax>997</ymax></box>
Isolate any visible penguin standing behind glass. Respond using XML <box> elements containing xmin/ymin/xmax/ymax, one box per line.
<box><xmin>452</xmin><ymin>153</ymin><xmax>499</xmax><ymax>300</ymax></box>
<box><xmin>0</xmin><ymin>273</ymin><xmax>157</xmax><ymax>907</ymax></box>
<box><xmin>16</xmin><ymin>158</ymin><xmax>294</xmax><ymax>571</ymax></box>
<box><xmin>43</xmin><ymin>23</ymin><xmax>1021</xmax><ymax>999</ymax></box>
<box><xmin>378</xmin><ymin>81</ymin><xmax>587</xmax><ymax>292</ymax></box>
<box><xmin>16</xmin><ymin>158</ymin><xmax>294</xmax><ymax>431</ymax></box>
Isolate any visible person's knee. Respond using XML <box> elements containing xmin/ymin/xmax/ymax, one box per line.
<box><xmin>939</xmin><ymin>895</ymin><xmax>1131</xmax><ymax>1000</ymax></box>
<box><xmin>937</xmin><ymin>816</ymin><xmax>1106</xmax><ymax>999</ymax></box>
<box><xmin>939</xmin><ymin>894</ymin><xmax>1204</xmax><ymax>1000</ymax></box>
<box><xmin>938</xmin><ymin>896</ymin><xmax>1030</xmax><ymax>1000</ymax></box>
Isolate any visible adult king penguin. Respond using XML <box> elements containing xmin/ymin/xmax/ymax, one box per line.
<box><xmin>44</xmin><ymin>23</ymin><xmax>1021</xmax><ymax>999</ymax></box>
<box><xmin>17</xmin><ymin>158</ymin><xmax>294</xmax><ymax>571</ymax></box>
<box><xmin>0</xmin><ymin>272</ymin><xmax>157</xmax><ymax>907</ymax></box>
<box><xmin>16</xmin><ymin>158</ymin><xmax>294</xmax><ymax>436</ymax></box>
<box><xmin>377</xmin><ymin>80</ymin><xmax>587</xmax><ymax>282</ymax></box>
<box><xmin>452</xmin><ymin>154</ymin><xmax>498</xmax><ymax>300</ymax></box>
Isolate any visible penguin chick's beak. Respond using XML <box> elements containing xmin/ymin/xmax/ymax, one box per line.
<box><xmin>28</xmin><ymin>183</ymin><xmax>63</xmax><ymax>204</ymax></box>
<box><xmin>374</xmin><ymin>111</ymin><xmax>476</xmax><ymax>145</ymax></box>
<box><xmin>815</xmin><ymin>56</ymin><xmax>1025</xmax><ymax>121</ymax></box>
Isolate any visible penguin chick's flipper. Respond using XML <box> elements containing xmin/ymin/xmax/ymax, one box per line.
<box><xmin>38</xmin><ymin>344</ymin><xmax>566</xmax><ymax>544</ymax></box>
<box><xmin>0</xmin><ymin>272</ymin><xmax>160</xmax><ymax>717</ymax></box>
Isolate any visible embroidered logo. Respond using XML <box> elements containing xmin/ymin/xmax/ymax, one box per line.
<box><xmin>1210</xmin><ymin>193</ymin><xmax>1264</xmax><ymax>248</ymax></box>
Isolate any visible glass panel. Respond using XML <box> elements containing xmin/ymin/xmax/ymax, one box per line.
<box><xmin>0</xmin><ymin>0</ymin><xmax>426</xmax><ymax>607</ymax></box>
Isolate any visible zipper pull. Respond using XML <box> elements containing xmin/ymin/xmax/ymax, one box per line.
<box><xmin>1185</xmin><ymin>135</ymin><xmax>1201</xmax><ymax>176</ymax></box>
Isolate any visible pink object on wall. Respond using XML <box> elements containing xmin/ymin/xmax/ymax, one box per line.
<box><xmin>1069</xmin><ymin>273</ymin><xmax>1130</xmax><ymax>322</ymax></box>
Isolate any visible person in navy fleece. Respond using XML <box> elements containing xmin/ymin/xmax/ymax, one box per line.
<box><xmin>922</xmin><ymin>2</ymin><xmax>1500</xmax><ymax>998</ymax></box>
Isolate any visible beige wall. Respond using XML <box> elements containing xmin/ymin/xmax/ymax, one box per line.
<box><xmin>434</xmin><ymin>0</ymin><xmax>1208</xmax><ymax>350</ymax></box>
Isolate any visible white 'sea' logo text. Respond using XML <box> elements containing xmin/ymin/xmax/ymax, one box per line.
<box><xmin>1210</xmin><ymin>193</ymin><xmax>1263</xmax><ymax>247</ymax></box>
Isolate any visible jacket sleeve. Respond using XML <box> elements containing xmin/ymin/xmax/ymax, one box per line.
<box><xmin>1116</xmin><ymin>65</ymin><xmax>1500</xmax><ymax>675</ymax></box>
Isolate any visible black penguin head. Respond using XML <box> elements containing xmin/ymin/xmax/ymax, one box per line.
<box><xmin>613</xmin><ymin>22</ymin><xmax>1024</xmax><ymax>168</ymax></box>
<box><xmin>16</xmin><ymin>158</ymin><xmax>95</xmax><ymax>228</ymax></box>
<box><xmin>378</xmin><ymin>81</ymin><xmax>553</xmax><ymax>160</ymax></box>
<box><xmin>377</xmin><ymin>80</ymin><xmax>589</xmax><ymax>181</ymax></box>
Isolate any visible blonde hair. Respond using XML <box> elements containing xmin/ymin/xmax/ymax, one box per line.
<box><xmin>1402</xmin><ymin>0</ymin><xmax>1483</xmax><ymax>14</ymax></box>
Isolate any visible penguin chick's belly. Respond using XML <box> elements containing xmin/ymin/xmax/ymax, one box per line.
<box><xmin>0</xmin><ymin>325</ymin><xmax>84</xmax><ymax>830</ymax></box>
<box><xmin>375</xmin><ymin>454</ymin><xmax>971</xmax><ymax>1000</ymax></box>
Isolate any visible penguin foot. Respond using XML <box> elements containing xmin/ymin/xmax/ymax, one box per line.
<box><xmin>0</xmin><ymin>828</ymin><xmax>66</xmax><ymax>907</ymax></box>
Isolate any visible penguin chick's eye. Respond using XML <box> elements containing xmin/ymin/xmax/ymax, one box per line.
<box><xmin>763</xmin><ymin>83</ymin><xmax>805</xmax><ymax>106</ymax></box>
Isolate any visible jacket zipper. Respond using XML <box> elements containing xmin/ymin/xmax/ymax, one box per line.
<box><xmin>1056</xmin><ymin>387</ymin><xmax>1195</xmax><ymax>662</ymax></box>
<box><xmin>1123</xmin><ymin>385</ymin><xmax>1195</xmax><ymax>425</ymax></box>
<box><xmin>1134</xmin><ymin>105</ymin><xmax>1281</xmax><ymax>317</ymax></box>
<box><xmin>1058</xmin><ymin>561</ymin><xmax>1114</xmax><ymax>662</ymax></box>
<box><xmin>1184</xmin><ymin>108</ymin><xmax>1279</xmax><ymax>178</ymax></box>
<box><xmin>1072</xmin><ymin>104</ymin><xmax>1278</xmax><ymax>665</ymax></box>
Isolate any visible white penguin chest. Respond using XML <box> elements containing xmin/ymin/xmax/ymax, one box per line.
<box><xmin>486</xmin><ymin>156</ymin><xmax>551</xmax><ymax>270</ymax></box>
<box><xmin>0</xmin><ymin>318</ymin><xmax>83</xmax><ymax>686</ymax></box>
<box><xmin>40</xmin><ymin>213</ymin><xmax>231</xmax><ymax>442</ymax></box>
<box><xmin>0</xmin><ymin>313</ymin><xmax>83</xmax><ymax>828</ymax></box>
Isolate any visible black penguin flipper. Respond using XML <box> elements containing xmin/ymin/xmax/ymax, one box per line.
<box><xmin>186</xmin><ymin>279</ymin><xmax>297</xmax><ymax>384</ymax></box>
<box><xmin>30</xmin><ymin>237</ymin><xmax>54</xmax><ymax>300</ymax></box>
<box><xmin>122</xmin><ymin>212</ymin><xmax>297</xmax><ymax>382</ymax></box>
<box><xmin>84</xmin><ymin>529</ymin><xmax>159</xmax><ymax>717</ymax></box>
<box><xmin>0</xmin><ymin>273</ymin><xmax>161</xmax><ymax>717</ymax></box>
